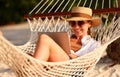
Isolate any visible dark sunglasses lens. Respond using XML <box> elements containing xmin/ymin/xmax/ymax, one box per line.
<box><xmin>69</xmin><ymin>21</ymin><xmax>76</xmax><ymax>27</ymax></box>
<box><xmin>69</xmin><ymin>21</ymin><xmax>87</xmax><ymax>27</ymax></box>
<box><xmin>78</xmin><ymin>21</ymin><xmax>84</xmax><ymax>26</ymax></box>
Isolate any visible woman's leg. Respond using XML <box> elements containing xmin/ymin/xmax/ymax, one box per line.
<box><xmin>33</xmin><ymin>34</ymin><xmax>69</xmax><ymax>62</ymax></box>
<box><xmin>0</xmin><ymin>30</ymin><xmax>2</xmax><ymax>36</ymax></box>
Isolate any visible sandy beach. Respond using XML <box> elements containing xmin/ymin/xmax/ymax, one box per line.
<box><xmin>0</xmin><ymin>22</ymin><xmax>120</xmax><ymax>77</ymax></box>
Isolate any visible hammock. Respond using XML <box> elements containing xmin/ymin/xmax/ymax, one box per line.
<box><xmin>0</xmin><ymin>0</ymin><xmax>120</xmax><ymax>77</ymax></box>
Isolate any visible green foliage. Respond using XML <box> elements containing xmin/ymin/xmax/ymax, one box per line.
<box><xmin>0</xmin><ymin>0</ymin><xmax>39</xmax><ymax>26</ymax></box>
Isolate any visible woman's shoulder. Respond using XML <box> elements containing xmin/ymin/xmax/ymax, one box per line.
<box><xmin>82</xmin><ymin>35</ymin><xmax>101</xmax><ymax>47</ymax></box>
<box><xmin>90</xmin><ymin>37</ymin><xmax>101</xmax><ymax>48</ymax></box>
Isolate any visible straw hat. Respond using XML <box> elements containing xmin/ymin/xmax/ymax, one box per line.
<box><xmin>66</xmin><ymin>7</ymin><xmax>102</xmax><ymax>26</ymax></box>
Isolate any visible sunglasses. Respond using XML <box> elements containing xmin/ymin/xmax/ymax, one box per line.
<box><xmin>69</xmin><ymin>21</ymin><xmax>91</xmax><ymax>27</ymax></box>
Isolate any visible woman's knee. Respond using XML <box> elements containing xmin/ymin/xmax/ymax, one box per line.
<box><xmin>38</xmin><ymin>34</ymin><xmax>51</xmax><ymax>43</ymax></box>
<box><xmin>39</xmin><ymin>34</ymin><xmax>49</xmax><ymax>39</ymax></box>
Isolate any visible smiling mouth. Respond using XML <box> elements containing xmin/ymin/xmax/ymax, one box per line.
<box><xmin>74</xmin><ymin>29</ymin><xmax>82</xmax><ymax>33</ymax></box>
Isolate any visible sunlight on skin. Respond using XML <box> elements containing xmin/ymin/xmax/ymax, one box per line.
<box><xmin>0</xmin><ymin>30</ymin><xmax>2</xmax><ymax>36</ymax></box>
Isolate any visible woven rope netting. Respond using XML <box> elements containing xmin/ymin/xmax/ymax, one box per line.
<box><xmin>0</xmin><ymin>0</ymin><xmax>120</xmax><ymax>77</ymax></box>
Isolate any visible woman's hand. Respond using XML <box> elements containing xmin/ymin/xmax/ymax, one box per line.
<box><xmin>68</xmin><ymin>53</ymin><xmax>78</xmax><ymax>59</ymax></box>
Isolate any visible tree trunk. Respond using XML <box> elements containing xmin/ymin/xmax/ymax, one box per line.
<box><xmin>118</xmin><ymin>0</ymin><xmax>120</xmax><ymax>7</ymax></box>
<box><xmin>117</xmin><ymin>0</ymin><xmax>120</xmax><ymax>16</ymax></box>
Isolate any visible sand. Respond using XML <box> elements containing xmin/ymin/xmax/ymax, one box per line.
<box><xmin>0</xmin><ymin>22</ymin><xmax>120</xmax><ymax>77</ymax></box>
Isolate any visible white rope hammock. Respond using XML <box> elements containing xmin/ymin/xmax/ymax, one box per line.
<box><xmin>0</xmin><ymin>0</ymin><xmax>120</xmax><ymax>77</ymax></box>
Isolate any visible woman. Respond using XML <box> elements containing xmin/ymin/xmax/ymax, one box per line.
<box><xmin>33</xmin><ymin>7</ymin><xmax>102</xmax><ymax>62</ymax></box>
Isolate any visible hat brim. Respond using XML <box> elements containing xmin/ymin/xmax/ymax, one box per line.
<box><xmin>66</xmin><ymin>17</ymin><xmax>102</xmax><ymax>27</ymax></box>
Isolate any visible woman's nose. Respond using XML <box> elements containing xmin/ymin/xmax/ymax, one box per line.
<box><xmin>74</xmin><ymin>24</ymin><xmax>80</xmax><ymax>28</ymax></box>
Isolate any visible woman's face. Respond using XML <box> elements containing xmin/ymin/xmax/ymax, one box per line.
<box><xmin>69</xmin><ymin>20</ymin><xmax>91</xmax><ymax>37</ymax></box>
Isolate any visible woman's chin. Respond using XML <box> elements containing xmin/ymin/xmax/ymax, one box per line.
<box><xmin>75</xmin><ymin>33</ymin><xmax>83</xmax><ymax>37</ymax></box>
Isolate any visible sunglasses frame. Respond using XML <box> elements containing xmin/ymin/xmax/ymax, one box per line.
<box><xmin>69</xmin><ymin>20</ymin><xmax>91</xmax><ymax>27</ymax></box>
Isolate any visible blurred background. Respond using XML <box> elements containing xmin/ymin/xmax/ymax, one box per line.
<box><xmin>0</xmin><ymin>0</ymin><xmax>40</xmax><ymax>26</ymax></box>
<box><xmin>0</xmin><ymin>0</ymin><xmax>119</xmax><ymax>26</ymax></box>
<box><xmin>0</xmin><ymin>0</ymin><xmax>42</xmax><ymax>45</ymax></box>
<box><xmin>0</xmin><ymin>0</ymin><xmax>119</xmax><ymax>45</ymax></box>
